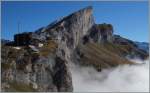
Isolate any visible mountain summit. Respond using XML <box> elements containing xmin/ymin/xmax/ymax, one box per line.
<box><xmin>1</xmin><ymin>6</ymin><xmax>149</xmax><ymax>92</ymax></box>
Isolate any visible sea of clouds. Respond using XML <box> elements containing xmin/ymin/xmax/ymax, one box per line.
<box><xmin>70</xmin><ymin>59</ymin><xmax>149</xmax><ymax>92</ymax></box>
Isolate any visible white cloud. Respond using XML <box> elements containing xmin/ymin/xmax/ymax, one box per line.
<box><xmin>70</xmin><ymin>59</ymin><xmax>149</xmax><ymax>92</ymax></box>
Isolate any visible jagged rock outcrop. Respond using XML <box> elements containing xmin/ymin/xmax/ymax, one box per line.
<box><xmin>32</xmin><ymin>6</ymin><xmax>94</xmax><ymax>61</ymax></box>
<box><xmin>89</xmin><ymin>23</ymin><xmax>113</xmax><ymax>43</ymax></box>
<box><xmin>1</xmin><ymin>44</ymin><xmax>72</xmax><ymax>92</ymax></box>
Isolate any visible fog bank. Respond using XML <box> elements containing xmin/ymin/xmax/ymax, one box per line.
<box><xmin>70</xmin><ymin>59</ymin><xmax>149</xmax><ymax>92</ymax></box>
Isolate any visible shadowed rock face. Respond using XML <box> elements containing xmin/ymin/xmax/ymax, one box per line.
<box><xmin>53</xmin><ymin>56</ymin><xmax>73</xmax><ymax>92</ymax></box>
<box><xmin>89</xmin><ymin>23</ymin><xmax>113</xmax><ymax>43</ymax></box>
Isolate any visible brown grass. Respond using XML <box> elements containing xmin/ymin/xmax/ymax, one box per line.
<box><xmin>78</xmin><ymin>42</ymin><xmax>134</xmax><ymax>70</ymax></box>
<box><xmin>1</xmin><ymin>63</ymin><xmax>12</xmax><ymax>70</ymax></box>
<box><xmin>7</xmin><ymin>81</ymin><xmax>37</xmax><ymax>92</ymax></box>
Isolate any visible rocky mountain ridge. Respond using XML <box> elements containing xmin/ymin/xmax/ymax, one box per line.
<box><xmin>1</xmin><ymin>6</ymin><xmax>149</xmax><ymax>92</ymax></box>
<box><xmin>135</xmin><ymin>42</ymin><xmax>149</xmax><ymax>53</ymax></box>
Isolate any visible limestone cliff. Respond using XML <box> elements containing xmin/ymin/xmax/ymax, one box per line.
<box><xmin>1</xmin><ymin>6</ymin><xmax>94</xmax><ymax>92</ymax></box>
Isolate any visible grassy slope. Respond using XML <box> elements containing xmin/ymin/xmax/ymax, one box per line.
<box><xmin>78</xmin><ymin>42</ymin><xmax>135</xmax><ymax>70</ymax></box>
<box><xmin>6</xmin><ymin>81</ymin><xmax>37</xmax><ymax>92</ymax></box>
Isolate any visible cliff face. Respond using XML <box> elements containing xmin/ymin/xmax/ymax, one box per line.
<box><xmin>1</xmin><ymin>44</ymin><xmax>73</xmax><ymax>92</ymax></box>
<box><xmin>1</xmin><ymin>6</ymin><xmax>149</xmax><ymax>92</ymax></box>
<box><xmin>89</xmin><ymin>23</ymin><xmax>113</xmax><ymax>43</ymax></box>
<box><xmin>1</xmin><ymin>6</ymin><xmax>94</xmax><ymax>92</ymax></box>
<box><xmin>34</xmin><ymin>6</ymin><xmax>94</xmax><ymax>61</ymax></box>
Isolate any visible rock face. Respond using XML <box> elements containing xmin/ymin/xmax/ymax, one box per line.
<box><xmin>33</xmin><ymin>6</ymin><xmax>94</xmax><ymax>61</ymax></box>
<box><xmin>1</xmin><ymin>6</ymin><xmax>94</xmax><ymax>92</ymax></box>
<box><xmin>1</xmin><ymin>44</ymin><xmax>72</xmax><ymax>92</ymax></box>
<box><xmin>53</xmin><ymin>56</ymin><xmax>73</xmax><ymax>92</ymax></box>
<box><xmin>1</xmin><ymin>6</ymin><xmax>149</xmax><ymax>92</ymax></box>
<box><xmin>48</xmin><ymin>6</ymin><xmax>94</xmax><ymax>62</ymax></box>
<box><xmin>89</xmin><ymin>23</ymin><xmax>113</xmax><ymax>43</ymax></box>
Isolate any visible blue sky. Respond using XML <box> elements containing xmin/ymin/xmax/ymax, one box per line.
<box><xmin>1</xmin><ymin>1</ymin><xmax>149</xmax><ymax>42</ymax></box>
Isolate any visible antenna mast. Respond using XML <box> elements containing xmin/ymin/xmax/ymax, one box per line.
<box><xmin>17</xmin><ymin>21</ymin><xmax>21</xmax><ymax>46</ymax></box>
